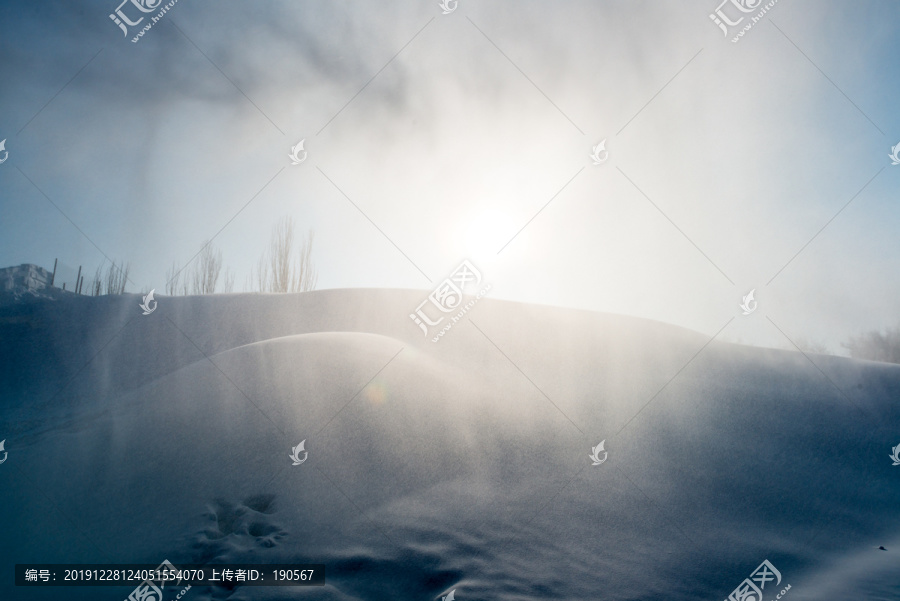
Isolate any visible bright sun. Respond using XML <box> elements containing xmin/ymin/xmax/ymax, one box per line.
<box><xmin>462</xmin><ymin>209</ymin><xmax>517</xmax><ymax>262</ymax></box>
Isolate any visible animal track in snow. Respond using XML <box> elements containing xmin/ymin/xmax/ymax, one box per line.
<box><xmin>192</xmin><ymin>493</ymin><xmax>287</xmax><ymax>563</ymax></box>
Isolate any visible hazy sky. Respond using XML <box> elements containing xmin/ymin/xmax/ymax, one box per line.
<box><xmin>1</xmin><ymin>0</ymin><xmax>898</xmax><ymax>352</ymax></box>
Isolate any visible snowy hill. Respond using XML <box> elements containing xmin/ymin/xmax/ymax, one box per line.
<box><xmin>1</xmin><ymin>288</ymin><xmax>899</xmax><ymax>601</ymax></box>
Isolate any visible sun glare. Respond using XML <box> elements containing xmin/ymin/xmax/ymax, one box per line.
<box><xmin>462</xmin><ymin>209</ymin><xmax>517</xmax><ymax>263</ymax></box>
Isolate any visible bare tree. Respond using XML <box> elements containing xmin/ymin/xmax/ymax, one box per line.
<box><xmin>84</xmin><ymin>261</ymin><xmax>128</xmax><ymax>295</ymax></box>
<box><xmin>166</xmin><ymin>242</ymin><xmax>235</xmax><ymax>295</ymax></box>
<box><xmin>165</xmin><ymin>261</ymin><xmax>181</xmax><ymax>296</ymax></box>
<box><xmin>295</xmin><ymin>230</ymin><xmax>317</xmax><ymax>292</ymax></box>
<box><xmin>222</xmin><ymin>269</ymin><xmax>235</xmax><ymax>293</ymax></box>
<box><xmin>191</xmin><ymin>242</ymin><xmax>222</xmax><ymax>295</ymax></box>
<box><xmin>91</xmin><ymin>264</ymin><xmax>103</xmax><ymax>296</ymax></box>
<box><xmin>105</xmin><ymin>261</ymin><xmax>129</xmax><ymax>295</ymax></box>
<box><xmin>267</xmin><ymin>217</ymin><xmax>294</xmax><ymax>293</ymax></box>
<box><xmin>843</xmin><ymin>326</ymin><xmax>900</xmax><ymax>364</ymax></box>
<box><xmin>253</xmin><ymin>217</ymin><xmax>317</xmax><ymax>293</ymax></box>
<box><xmin>253</xmin><ymin>254</ymin><xmax>268</xmax><ymax>293</ymax></box>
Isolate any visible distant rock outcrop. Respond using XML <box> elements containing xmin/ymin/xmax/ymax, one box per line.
<box><xmin>0</xmin><ymin>263</ymin><xmax>52</xmax><ymax>291</ymax></box>
<box><xmin>0</xmin><ymin>263</ymin><xmax>62</xmax><ymax>305</ymax></box>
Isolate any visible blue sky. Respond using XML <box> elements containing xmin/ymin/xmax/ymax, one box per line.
<box><xmin>1</xmin><ymin>0</ymin><xmax>899</xmax><ymax>352</ymax></box>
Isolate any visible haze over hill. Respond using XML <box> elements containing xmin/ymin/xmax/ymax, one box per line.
<box><xmin>3</xmin><ymin>1</ymin><xmax>900</xmax><ymax>599</ymax></box>
<box><xmin>1</xmin><ymin>283</ymin><xmax>898</xmax><ymax>600</ymax></box>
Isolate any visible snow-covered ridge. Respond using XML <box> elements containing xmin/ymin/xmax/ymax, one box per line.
<box><xmin>0</xmin><ymin>284</ymin><xmax>899</xmax><ymax>600</ymax></box>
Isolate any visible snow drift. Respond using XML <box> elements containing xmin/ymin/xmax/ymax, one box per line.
<box><xmin>1</xmin><ymin>281</ymin><xmax>898</xmax><ymax>601</ymax></box>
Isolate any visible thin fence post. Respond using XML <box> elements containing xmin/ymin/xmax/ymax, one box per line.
<box><xmin>75</xmin><ymin>266</ymin><xmax>82</xmax><ymax>295</ymax></box>
<box><xmin>51</xmin><ymin>258</ymin><xmax>57</xmax><ymax>287</ymax></box>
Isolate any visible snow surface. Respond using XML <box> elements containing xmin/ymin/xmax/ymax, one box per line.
<box><xmin>1</xmin><ymin>284</ymin><xmax>899</xmax><ymax>600</ymax></box>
